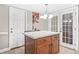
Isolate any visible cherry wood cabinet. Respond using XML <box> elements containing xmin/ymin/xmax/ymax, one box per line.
<box><xmin>51</xmin><ymin>35</ymin><xmax>59</xmax><ymax>54</ymax></box>
<box><xmin>36</xmin><ymin>45</ymin><xmax>49</xmax><ymax>54</ymax></box>
<box><xmin>25</xmin><ymin>34</ymin><xmax>59</xmax><ymax>54</ymax></box>
<box><xmin>25</xmin><ymin>36</ymin><xmax>35</xmax><ymax>54</ymax></box>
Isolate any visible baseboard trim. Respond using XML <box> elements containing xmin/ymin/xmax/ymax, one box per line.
<box><xmin>60</xmin><ymin>45</ymin><xmax>77</xmax><ymax>51</ymax></box>
<box><xmin>0</xmin><ymin>45</ymin><xmax>24</xmax><ymax>53</ymax></box>
<box><xmin>10</xmin><ymin>45</ymin><xmax>24</xmax><ymax>50</ymax></box>
<box><xmin>0</xmin><ymin>48</ymin><xmax>11</xmax><ymax>53</ymax></box>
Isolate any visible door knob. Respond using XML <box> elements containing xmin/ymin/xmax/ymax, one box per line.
<box><xmin>11</xmin><ymin>28</ymin><xmax>13</xmax><ymax>30</ymax></box>
<box><xmin>11</xmin><ymin>31</ymin><xmax>13</xmax><ymax>33</ymax></box>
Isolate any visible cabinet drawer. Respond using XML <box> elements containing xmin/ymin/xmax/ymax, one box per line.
<box><xmin>36</xmin><ymin>36</ymin><xmax>51</xmax><ymax>46</ymax></box>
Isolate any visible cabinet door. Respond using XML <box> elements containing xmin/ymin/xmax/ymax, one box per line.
<box><xmin>25</xmin><ymin>42</ymin><xmax>35</xmax><ymax>54</ymax></box>
<box><xmin>51</xmin><ymin>36</ymin><xmax>59</xmax><ymax>54</ymax></box>
<box><xmin>36</xmin><ymin>36</ymin><xmax>51</xmax><ymax>54</ymax></box>
<box><xmin>25</xmin><ymin>36</ymin><xmax>35</xmax><ymax>54</ymax></box>
<box><xmin>36</xmin><ymin>45</ymin><xmax>49</xmax><ymax>54</ymax></box>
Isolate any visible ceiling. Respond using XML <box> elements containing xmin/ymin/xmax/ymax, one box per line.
<box><xmin>8</xmin><ymin>4</ymin><xmax>77</xmax><ymax>14</ymax></box>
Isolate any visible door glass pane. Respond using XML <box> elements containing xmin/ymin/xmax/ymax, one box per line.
<box><xmin>62</xmin><ymin>13</ymin><xmax>73</xmax><ymax>44</ymax></box>
<box><xmin>51</xmin><ymin>16</ymin><xmax>58</xmax><ymax>32</ymax></box>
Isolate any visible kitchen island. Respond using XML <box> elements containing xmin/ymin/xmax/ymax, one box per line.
<box><xmin>24</xmin><ymin>31</ymin><xmax>60</xmax><ymax>54</ymax></box>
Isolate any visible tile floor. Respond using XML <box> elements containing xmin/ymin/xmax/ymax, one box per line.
<box><xmin>1</xmin><ymin>46</ymin><xmax>79</xmax><ymax>54</ymax></box>
<box><xmin>60</xmin><ymin>46</ymin><xmax>79</xmax><ymax>54</ymax></box>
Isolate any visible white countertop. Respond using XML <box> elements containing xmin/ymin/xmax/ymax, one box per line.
<box><xmin>24</xmin><ymin>31</ymin><xmax>60</xmax><ymax>39</ymax></box>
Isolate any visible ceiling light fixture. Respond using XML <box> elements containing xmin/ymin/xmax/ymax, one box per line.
<box><xmin>40</xmin><ymin>4</ymin><xmax>53</xmax><ymax>19</ymax></box>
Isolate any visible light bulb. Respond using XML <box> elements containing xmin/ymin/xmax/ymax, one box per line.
<box><xmin>48</xmin><ymin>14</ymin><xmax>53</xmax><ymax>19</ymax></box>
<box><xmin>40</xmin><ymin>16</ymin><xmax>44</xmax><ymax>19</ymax></box>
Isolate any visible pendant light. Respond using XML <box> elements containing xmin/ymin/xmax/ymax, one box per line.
<box><xmin>40</xmin><ymin>4</ymin><xmax>53</xmax><ymax>19</ymax></box>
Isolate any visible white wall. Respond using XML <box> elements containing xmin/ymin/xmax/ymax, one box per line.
<box><xmin>78</xmin><ymin>5</ymin><xmax>79</xmax><ymax>50</ymax></box>
<box><xmin>26</xmin><ymin>12</ymin><xmax>49</xmax><ymax>31</ymax></box>
<box><xmin>0</xmin><ymin>5</ymin><xmax>9</xmax><ymax>49</ymax></box>
<box><xmin>39</xmin><ymin>18</ymin><xmax>48</xmax><ymax>31</ymax></box>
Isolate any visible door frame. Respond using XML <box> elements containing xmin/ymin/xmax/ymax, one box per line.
<box><xmin>9</xmin><ymin>6</ymin><xmax>26</xmax><ymax>48</ymax></box>
<box><xmin>60</xmin><ymin>7</ymin><xmax>77</xmax><ymax>49</ymax></box>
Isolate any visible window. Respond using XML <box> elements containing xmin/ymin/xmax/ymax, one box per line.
<box><xmin>51</xmin><ymin>16</ymin><xmax>58</xmax><ymax>32</ymax></box>
<box><xmin>62</xmin><ymin>13</ymin><xmax>73</xmax><ymax>44</ymax></box>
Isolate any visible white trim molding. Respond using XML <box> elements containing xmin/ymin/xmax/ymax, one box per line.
<box><xmin>0</xmin><ymin>48</ymin><xmax>10</xmax><ymax>53</ymax></box>
<box><xmin>0</xmin><ymin>32</ymin><xmax>8</xmax><ymax>35</ymax></box>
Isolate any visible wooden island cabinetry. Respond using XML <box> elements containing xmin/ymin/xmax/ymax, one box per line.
<box><xmin>25</xmin><ymin>34</ymin><xmax>59</xmax><ymax>54</ymax></box>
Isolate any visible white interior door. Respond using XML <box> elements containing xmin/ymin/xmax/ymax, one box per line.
<box><xmin>60</xmin><ymin>7</ymin><xmax>76</xmax><ymax>49</ymax></box>
<box><xmin>9</xmin><ymin>7</ymin><xmax>25</xmax><ymax>48</ymax></box>
<box><xmin>17</xmin><ymin>11</ymin><xmax>25</xmax><ymax>46</ymax></box>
